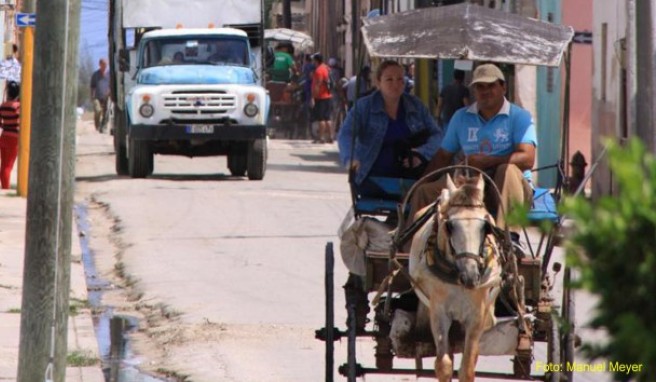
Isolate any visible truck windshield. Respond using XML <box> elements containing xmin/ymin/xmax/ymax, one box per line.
<box><xmin>142</xmin><ymin>37</ymin><xmax>250</xmax><ymax>68</ymax></box>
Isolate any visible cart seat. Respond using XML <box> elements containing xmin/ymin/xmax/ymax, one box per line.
<box><xmin>353</xmin><ymin>177</ymin><xmax>415</xmax><ymax>217</ymax></box>
<box><xmin>527</xmin><ymin>187</ymin><xmax>559</xmax><ymax>223</ymax></box>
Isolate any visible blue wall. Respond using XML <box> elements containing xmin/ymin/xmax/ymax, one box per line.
<box><xmin>536</xmin><ymin>0</ymin><xmax>564</xmax><ymax>188</ymax></box>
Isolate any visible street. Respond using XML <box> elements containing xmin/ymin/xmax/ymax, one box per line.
<box><xmin>73</xmin><ymin>116</ymin><xmax>612</xmax><ymax>382</ymax></box>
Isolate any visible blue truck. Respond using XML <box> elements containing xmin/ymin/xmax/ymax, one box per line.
<box><xmin>109</xmin><ymin>0</ymin><xmax>269</xmax><ymax>179</ymax></box>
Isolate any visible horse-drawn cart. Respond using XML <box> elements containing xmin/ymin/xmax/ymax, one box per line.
<box><xmin>264</xmin><ymin>28</ymin><xmax>314</xmax><ymax>139</ymax></box>
<box><xmin>315</xmin><ymin>3</ymin><xmax>578</xmax><ymax>381</ymax></box>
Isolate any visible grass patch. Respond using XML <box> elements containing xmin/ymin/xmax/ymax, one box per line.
<box><xmin>6</xmin><ymin>308</ymin><xmax>20</xmax><ymax>314</ymax></box>
<box><xmin>69</xmin><ymin>297</ymin><xmax>89</xmax><ymax>316</ymax></box>
<box><xmin>67</xmin><ymin>350</ymin><xmax>98</xmax><ymax>367</ymax></box>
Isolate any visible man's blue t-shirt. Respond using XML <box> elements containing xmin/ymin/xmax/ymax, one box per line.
<box><xmin>441</xmin><ymin>99</ymin><xmax>537</xmax><ymax>180</ymax></box>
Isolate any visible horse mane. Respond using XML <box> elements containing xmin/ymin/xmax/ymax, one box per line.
<box><xmin>446</xmin><ymin>176</ymin><xmax>484</xmax><ymax>207</ymax></box>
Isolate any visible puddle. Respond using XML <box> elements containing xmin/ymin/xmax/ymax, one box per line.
<box><xmin>75</xmin><ymin>204</ymin><xmax>171</xmax><ymax>382</ymax></box>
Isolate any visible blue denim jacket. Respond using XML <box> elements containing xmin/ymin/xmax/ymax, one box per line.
<box><xmin>337</xmin><ymin>91</ymin><xmax>443</xmax><ymax>185</ymax></box>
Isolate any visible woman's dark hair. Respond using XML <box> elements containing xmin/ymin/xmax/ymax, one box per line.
<box><xmin>6</xmin><ymin>81</ymin><xmax>19</xmax><ymax>100</ymax></box>
<box><xmin>374</xmin><ymin>60</ymin><xmax>402</xmax><ymax>81</ymax></box>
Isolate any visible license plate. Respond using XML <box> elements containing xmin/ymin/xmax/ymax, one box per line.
<box><xmin>186</xmin><ymin>124</ymin><xmax>214</xmax><ymax>134</ymax></box>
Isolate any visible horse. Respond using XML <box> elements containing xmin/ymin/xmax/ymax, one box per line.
<box><xmin>408</xmin><ymin>173</ymin><xmax>503</xmax><ymax>382</ymax></box>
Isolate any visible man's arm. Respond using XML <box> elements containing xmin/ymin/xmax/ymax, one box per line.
<box><xmin>90</xmin><ymin>72</ymin><xmax>96</xmax><ymax>99</ymax></box>
<box><xmin>465</xmin><ymin>143</ymin><xmax>536</xmax><ymax>172</ymax></box>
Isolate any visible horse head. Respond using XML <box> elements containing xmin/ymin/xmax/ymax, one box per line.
<box><xmin>439</xmin><ymin>173</ymin><xmax>495</xmax><ymax>288</ymax></box>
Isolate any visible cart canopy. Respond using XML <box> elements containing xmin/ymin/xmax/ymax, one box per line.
<box><xmin>362</xmin><ymin>3</ymin><xmax>574</xmax><ymax>67</ymax></box>
<box><xmin>264</xmin><ymin>28</ymin><xmax>315</xmax><ymax>50</ymax></box>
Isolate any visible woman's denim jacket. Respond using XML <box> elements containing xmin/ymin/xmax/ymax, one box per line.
<box><xmin>337</xmin><ymin>90</ymin><xmax>443</xmax><ymax>185</ymax></box>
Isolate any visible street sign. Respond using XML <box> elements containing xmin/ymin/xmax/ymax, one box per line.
<box><xmin>15</xmin><ymin>13</ymin><xmax>36</xmax><ymax>27</ymax></box>
<box><xmin>573</xmin><ymin>31</ymin><xmax>592</xmax><ymax>45</ymax></box>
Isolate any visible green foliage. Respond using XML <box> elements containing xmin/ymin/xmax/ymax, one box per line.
<box><xmin>562</xmin><ymin>138</ymin><xmax>656</xmax><ymax>382</ymax></box>
<box><xmin>67</xmin><ymin>350</ymin><xmax>98</xmax><ymax>367</ymax></box>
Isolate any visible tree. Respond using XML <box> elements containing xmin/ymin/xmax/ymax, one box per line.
<box><xmin>562</xmin><ymin>138</ymin><xmax>656</xmax><ymax>382</ymax></box>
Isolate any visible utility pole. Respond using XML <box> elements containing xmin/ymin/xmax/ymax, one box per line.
<box><xmin>17</xmin><ymin>0</ymin><xmax>81</xmax><ymax>381</ymax></box>
<box><xmin>635</xmin><ymin>0</ymin><xmax>656</xmax><ymax>153</ymax></box>
<box><xmin>282</xmin><ymin>0</ymin><xmax>292</xmax><ymax>28</ymax></box>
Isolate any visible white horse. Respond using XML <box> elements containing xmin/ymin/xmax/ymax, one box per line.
<box><xmin>409</xmin><ymin>173</ymin><xmax>502</xmax><ymax>382</ymax></box>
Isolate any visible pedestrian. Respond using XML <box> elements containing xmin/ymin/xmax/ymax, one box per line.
<box><xmin>311</xmin><ymin>53</ymin><xmax>333</xmax><ymax>143</ymax></box>
<box><xmin>434</xmin><ymin>69</ymin><xmax>471</xmax><ymax>127</ymax></box>
<box><xmin>344</xmin><ymin>65</ymin><xmax>372</xmax><ymax>109</ymax></box>
<box><xmin>0</xmin><ymin>81</ymin><xmax>20</xmax><ymax>189</ymax></box>
<box><xmin>404</xmin><ymin>63</ymin><xmax>414</xmax><ymax>94</ymax></box>
<box><xmin>270</xmin><ymin>43</ymin><xmax>297</xmax><ymax>83</ymax></box>
<box><xmin>337</xmin><ymin>60</ymin><xmax>443</xmax><ymax>191</ymax></box>
<box><xmin>300</xmin><ymin>54</ymin><xmax>315</xmax><ymax>138</ymax></box>
<box><xmin>328</xmin><ymin>57</ymin><xmax>346</xmax><ymax>135</ymax></box>
<box><xmin>408</xmin><ymin>63</ymin><xmax>536</xmax><ymax>231</ymax></box>
<box><xmin>0</xmin><ymin>44</ymin><xmax>21</xmax><ymax>83</ymax></box>
<box><xmin>90</xmin><ymin>58</ymin><xmax>110</xmax><ymax>133</ymax></box>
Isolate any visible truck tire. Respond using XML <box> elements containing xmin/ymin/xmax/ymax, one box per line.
<box><xmin>128</xmin><ymin>138</ymin><xmax>153</xmax><ymax>178</ymax></box>
<box><xmin>228</xmin><ymin>153</ymin><xmax>247</xmax><ymax>177</ymax></box>
<box><xmin>247</xmin><ymin>138</ymin><xmax>267</xmax><ymax>180</ymax></box>
<box><xmin>114</xmin><ymin>109</ymin><xmax>129</xmax><ymax>175</ymax></box>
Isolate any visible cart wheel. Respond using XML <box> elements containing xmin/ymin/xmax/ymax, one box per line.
<box><xmin>325</xmin><ymin>242</ymin><xmax>335</xmax><ymax>382</ymax></box>
<box><xmin>562</xmin><ymin>267</ymin><xmax>576</xmax><ymax>382</ymax></box>
<box><xmin>346</xmin><ymin>300</ymin><xmax>358</xmax><ymax>382</ymax></box>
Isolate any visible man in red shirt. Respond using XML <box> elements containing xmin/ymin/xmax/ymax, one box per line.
<box><xmin>311</xmin><ymin>54</ymin><xmax>333</xmax><ymax>143</ymax></box>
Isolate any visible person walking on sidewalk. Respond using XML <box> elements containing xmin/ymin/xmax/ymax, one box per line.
<box><xmin>311</xmin><ymin>53</ymin><xmax>333</xmax><ymax>143</ymax></box>
<box><xmin>0</xmin><ymin>81</ymin><xmax>20</xmax><ymax>189</ymax></box>
<box><xmin>435</xmin><ymin>69</ymin><xmax>470</xmax><ymax>128</ymax></box>
<box><xmin>90</xmin><ymin>58</ymin><xmax>110</xmax><ymax>133</ymax></box>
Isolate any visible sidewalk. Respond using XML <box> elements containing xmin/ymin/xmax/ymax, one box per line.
<box><xmin>0</xmin><ymin>166</ymin><xmax>103</xmax><ymax>380</ymax></box>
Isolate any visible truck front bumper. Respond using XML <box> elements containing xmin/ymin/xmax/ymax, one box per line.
<box><xmin>129</xmin><ymin>123</ymin><xmax>266</xmax><ymax>141</ymax></box>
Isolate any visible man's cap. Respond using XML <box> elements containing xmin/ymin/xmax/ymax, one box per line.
<box><xmin>471</xmin><ymin>64</ymin><xmax>505</xmax><ymax>85</ymax></box>
<box><xmin>312</xmin><ymin>53</ymin><xmax>323</xmax><ymax>62</ymax></box>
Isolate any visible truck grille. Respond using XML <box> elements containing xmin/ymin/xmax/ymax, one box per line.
<box><xmin>163</xmin><ymin>92</ymin><xmax>237</xmax><ymax>115</ymax></box>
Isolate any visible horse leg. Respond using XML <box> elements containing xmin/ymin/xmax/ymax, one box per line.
<box><xmin>429</xmin><ymin>309</ymin><xmax>452</xmax><ymax>382</ymax></box>
<box><xmin>459</xmin><ymin>319</ymin><xmax>485</xmax><ymax>382</ymax></box>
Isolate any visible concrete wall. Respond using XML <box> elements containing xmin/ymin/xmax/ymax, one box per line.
<box><xmin>591</xmin><ymin>0</ymin><xmax>627</xmax><ymax>197</ymax></box>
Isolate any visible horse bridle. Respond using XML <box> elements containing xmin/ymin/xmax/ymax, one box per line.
<box><xmin>444</xmin><ymin>217</ymin><xmax>494</xmax><ymax>272</ymax></box>
<box><xmin>438</xmin><ymin>203</ymin><xmax>493</xmax><ymax>272</ymax></box>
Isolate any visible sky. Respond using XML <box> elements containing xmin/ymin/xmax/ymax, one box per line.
<box><xmin>79</xmin><ymin>0</ymin><xmax>108</xmax><ymax>66</ymax></box>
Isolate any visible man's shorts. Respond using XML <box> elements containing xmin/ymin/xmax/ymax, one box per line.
<box><xmin>312</xmin><ymin>98</ymin><xmax>332</xmax><ymax>122</ymax></box>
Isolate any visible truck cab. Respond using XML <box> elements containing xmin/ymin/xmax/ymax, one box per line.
<box><xmin>109</xmin><ymin>0</ymin><xmax>269</xmax><ymax>180</ymax></box>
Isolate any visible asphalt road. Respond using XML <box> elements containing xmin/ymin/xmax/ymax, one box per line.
<box><xmin>73</xmin><ymin>117</ymin><xmax>612</xmax><ymax>382</ymax></box>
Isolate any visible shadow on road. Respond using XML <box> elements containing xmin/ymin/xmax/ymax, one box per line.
<box><xmin>267</xmin><ymin>163</ymin><xmax>346</xmax><ymax>174</ymax></box>
<box><xmin>76</xmin><ymin>173</ymin><xmax>247</xmax><ymax>182</ymax></box>
<box><xmin>148</xmin><ymin>173</ymin><xmax>245</xmax><ymax>182</ymax></box>
<box><xmin>290</xmin><ymin>150</ymin><xmax>341</xmax><ymax>164</ymax></box>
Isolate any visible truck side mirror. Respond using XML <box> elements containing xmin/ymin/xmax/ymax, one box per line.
<box><xmin>119</xmin><ymin>49</ymin><xmax>130</xmax><ymax>72</ymax></box>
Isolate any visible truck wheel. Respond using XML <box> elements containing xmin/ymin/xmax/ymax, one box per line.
<box><xmin>128</xmin><ymin>138</ymin><xmax>153</xmax><ymax>178</ymax></box>
<box><xmin>247</xmin><ymin>138</ymin><xmax>267</xmax><ymax>180</ymax></box>
<box><xmin>228</xmin><ymin>152</ymin><xmax>247</xmax><ymax>177</ymax></box>
<box><xmin>114</xmin><ymin>109</ymin><xmax>129</xmax><ymax>175</ymax></box>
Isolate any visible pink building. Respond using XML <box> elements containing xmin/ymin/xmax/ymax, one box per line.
<box><xmin>562</xmin><ymin>0</ymin><xmax>593</xmax><ymax>183</ymax></box>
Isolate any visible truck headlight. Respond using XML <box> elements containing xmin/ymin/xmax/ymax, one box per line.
<box><xmin>244</xmin><ymin>103</ymin><xmax>259</xmax><ymax>117</ymax></box>
<box><xmin>139</xmin><ymin>103</ymin><xmax>154</xmax><ymax>118</ymax></box>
